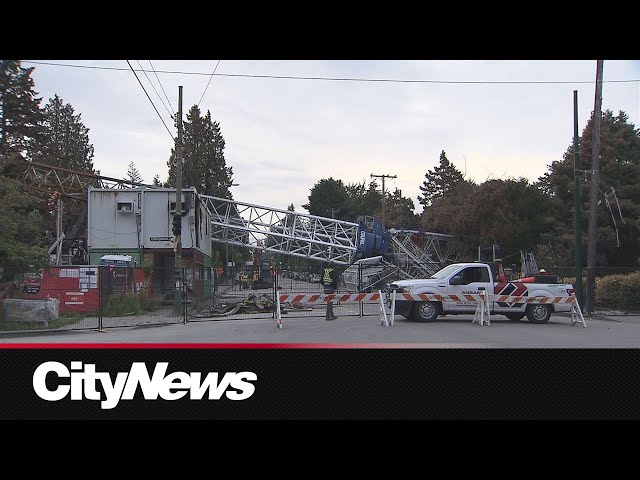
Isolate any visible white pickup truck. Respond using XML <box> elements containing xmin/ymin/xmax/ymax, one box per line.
<box><xmin>388</xmin><ymin>262</ymin><xmax>575</xmax><ymax>324</ymax></box>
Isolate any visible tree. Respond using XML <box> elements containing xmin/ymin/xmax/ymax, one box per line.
<box><xmin>384</xmin><ymin>188</ymin><xmax>419</xmax><ymax>230</ymax></box>
<box><xmin>0</xmin><ymin>60</ymin><xmax>43</xmax><ymax>159</ymax></box>
<box><xmin>166</xmin><ymin>106</ymin><xmax>235</xmax><ymax>267</ymax></box>
<box><xmin>302</xmin><ymin>178</ymin><xmax>349</xmax><ymax>218</ymax></box>
<box><xmin>417</xmin><ymin>150</ymin><xmax>466</xmax><ymax>208</ymax></box>
<box><xmin>126</xmin><ymin>161</ymin><xmax>143</xmax><ymax>184</ymax></box>
<box><xmin>35</xmin><ymin>94</ymin><xmax>95</xmax><ymax>173</ymax></box>
<box><xmin>344</xmin><ymin>180</ymin><xmax>383</xmax><ymax>221</ymax></box>
<box><xmin>421</xmin><ymin>180</ymin><xmax>479</xmax><ymax>260</ymax></box>
<box><xmin>0</xmin><ymin>170</ymin><xmax>50</xmax><ymax>280</ymax></box>
<box><xmin>167</xmin><ymin>106</ymin><xmax>234</xmax><ymax>198</ymax></box>
<box><xmin>422</xmin><ymin>178</ymin><xmax>553</xmax><ymax>262</ymax></box>
<box><xmin>536</xmin><ymin>109</ymin><xmax>640</xmax><ymax>268</ymax></box>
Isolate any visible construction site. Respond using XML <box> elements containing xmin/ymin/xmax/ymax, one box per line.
<box><xmin>0</xmin><ymin>159</ymin><xmax>467</xmax><ymax>330</ymax></box>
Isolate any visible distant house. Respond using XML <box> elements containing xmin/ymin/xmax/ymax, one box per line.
<box><xmin>87</xmin><ymin>187</ymin><xmax>213</xmax><ymax>301</ymax></box>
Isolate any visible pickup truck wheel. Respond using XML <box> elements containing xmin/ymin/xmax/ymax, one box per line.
<box><xmin>526</xmin><ymin>304</ymin><xmax>552</xmax><ymax>324</ymax></box>
<box><xmin>504</xmin><ymin>313</ymin><xmax>525</xmax><ymax>321</ymax></box>
<box><xmin>413</xmin><ymin>301</ymin><xmax>440</xmax><ymax>322</ymax></box>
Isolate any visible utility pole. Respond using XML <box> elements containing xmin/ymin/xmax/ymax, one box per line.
<box><xmin>370</xmin><ymin>173</ymin><xmax>397</xmax><ymax>227</ymax></box>
<box><xmin>586</xmin><ymin>60</ymin><xmax>604</xmax><ymax>316</ymax></box>
<box><xmin>573</xmin><ymin>90</ymin><xmax>583</xmax><ymax>309</ymax></box>
<box><xmin>56</xmin><ymin>197</ymin><xmax>63</xmax><ymax>265</ymax></box>
<box><xmin>174</xmin><ymin>86</ymin><xmax>183</xmax><ymax>313</ymax></box>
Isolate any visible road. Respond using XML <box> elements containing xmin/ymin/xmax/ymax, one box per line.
<box><xmin>1</xmin><ymin>310</ymin><xmax>640</xmax><ymax>347</ymax></box>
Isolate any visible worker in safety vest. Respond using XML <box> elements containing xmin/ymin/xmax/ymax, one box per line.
<box><xmin>322</xmin><ymin>265</ymin><xmax>339</xmax><ymax>320</ymax></box>
<box><xmin>240</xmin><ymin>273</ymin><xmax>249</xmax><ymax>290</ymax></box>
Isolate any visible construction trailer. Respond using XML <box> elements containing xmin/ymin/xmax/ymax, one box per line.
<box><xmin>87</xmin><ymin>187</ymin><xmax>213</xmax><ymax>302</ymax></box>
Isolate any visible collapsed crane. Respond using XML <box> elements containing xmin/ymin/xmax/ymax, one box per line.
<box><xmin>11</xmin><ymin>159</ymin><xmax>458</xmax><ymax>283</ymax></box>
<box><xmin>199</xmin><ymin>194</ymin><xmax>459</xmax><ymax>290</ymax></box>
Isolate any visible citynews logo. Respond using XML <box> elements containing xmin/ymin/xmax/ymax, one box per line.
<box><xmin>33</xmin><ymin>361</ymin><xmax>257</xmax><ymax>410</ymax></box>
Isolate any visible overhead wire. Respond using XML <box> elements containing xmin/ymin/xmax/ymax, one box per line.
<box><xmin>126</xmin><ymin>60</ymin><xmax>174</xmax><ymax>140</ymax></box>
<box><xmin>136</xmin><ymin>60</ymin><xmax>174</xmax><ymax>120</ymax></box>
<box><xmin>22</xmin><ymin>60</ymin><xmax>640</xmax><ymax>85</ymax></box>
<box><xmin>149</xmin><ymin>60</ymin><xmax>176</xmax><ymax>117</ymax></box>
<box><xmin>198</xmin><ymin>60</ymin><xmax>221</xmax><ymax>108</ymax></box>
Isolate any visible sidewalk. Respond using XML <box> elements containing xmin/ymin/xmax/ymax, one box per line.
<box><xmin>590</xmin><ymin>309</ymin><xmax>640</xmax><ymax>324</ymax></box>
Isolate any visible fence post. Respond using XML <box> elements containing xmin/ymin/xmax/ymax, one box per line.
<box><xmin>358</xmin><ymin>262</ymin><xmax>364</xmax><ymax>317</ymax></box>
<box><xmin>98</xmin><ymin>264</ymin><xmax>103</xmax><ymax>331</ymax></box>
<box><xmin>182</xmin><ymin>266</ymin><xmax>187</xmax><ymax>324</ymax></box>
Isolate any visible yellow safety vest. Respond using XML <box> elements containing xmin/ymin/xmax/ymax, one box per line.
<box><xmin>323</xmin><ymin>268</ymin><xmax>334</xmax><ymax>285</ymax></box>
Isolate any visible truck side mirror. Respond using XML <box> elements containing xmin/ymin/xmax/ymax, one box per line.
<box><xmin>450</xmin><ymin>274</ymin><xmax>463</xmax><ymax>285</ymax></box>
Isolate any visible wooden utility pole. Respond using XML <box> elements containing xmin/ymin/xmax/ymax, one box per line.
<box><xmin>573</xmin><ymin>90</ymin><xmax>583</xmax><ymax>308</ymax></box>
<box><xmin>370</xmin><ymin>173</ymin><xmax>397</xmax><ymax>227</ymax></box>
<box><xmin>174</xmin><ymin>86</ymin><xmax>184</xmax><ymax>313</ymax></box>
<box><xmin>586</xmin><ymin>60</ymin><xmax>604</xmax><ymax>316</ymax></box>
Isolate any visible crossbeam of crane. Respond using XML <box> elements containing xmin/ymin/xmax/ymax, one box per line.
<box><xmin>22</xmin><ymin>160</ymin><xmax>153</xmax><ymax>195</ymax></box>
<box><xmin>200</xmin><ymin>194</ymin><xmax>360</xmax><ymax>266</ymax></box>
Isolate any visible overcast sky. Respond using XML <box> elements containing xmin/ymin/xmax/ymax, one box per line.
<box><xmin>24</xmin><ymin>60</ymin><xmax>640</xmax><ymax>215</ymax></box>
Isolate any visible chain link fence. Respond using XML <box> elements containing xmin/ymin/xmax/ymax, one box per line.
<box><xmin>6</xmin><ymin>261</ymin><xmax>637</xmax><ymax>332</ymax></box>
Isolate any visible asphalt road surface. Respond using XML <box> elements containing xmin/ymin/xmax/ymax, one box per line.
<box><xmin>1</xmin><ymin>311</ymin><xmax>640</xmax><ymax>347</ymax></box>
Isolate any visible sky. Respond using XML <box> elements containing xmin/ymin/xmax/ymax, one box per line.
<box><xmin>24</xmin><ymin>60</ymin><xmax>640</xmax><ymax>216</ymax></box>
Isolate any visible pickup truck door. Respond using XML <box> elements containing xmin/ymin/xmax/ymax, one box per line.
<box><xmin>447</xmin><ymin>265</ymin><xmax>492</xmax><ymax>312</ymax></box>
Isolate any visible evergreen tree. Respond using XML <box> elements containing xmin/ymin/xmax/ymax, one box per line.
<box><xmin>36</xmin><ymin>94</ymin><xmax>95</xmax><ymax>173</ymax></box>
<box><xmin>0</xmin><ymin>60</ymin><xmax>43</xmax><ymax>159</ymax></box>
<box><xmin>126</xmin><ymin>161</ymin><xmax>143</xmax><ymax>184</ymax></box>
<box><xmin>167</xmin><ymin>106</ymin><xmax>233</xmax><ymax>198</ymax></box>
<box><xmin>0</xmin><ymin>168</ymin><xmax>50</xmax><ymax>280</ymax></box>
<box><xmin>417</xmin><ymin>150</ymin><xmax>465</xmax><ymax>208</ymax></box>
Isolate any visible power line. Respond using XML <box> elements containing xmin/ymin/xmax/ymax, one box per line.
<box><xmin>150</xmin><ymin>60</ymin><xmax>175</xmax><ymax>117</ymax></box>
<box><xmin>22</xmin><ymin>60</ymin><xmax>640</xmax><ymax>85</ymax></box>
<box><xmin>136</xmin><ymin>60</ymin><xmax>174</xmax><ymax>120</ymax></box>
<box><xmin>198</xmin><ymin>60</ymin><xmax>221</xmax><ymax>108</ymax></box>
<box><xmin>126</xmin><ymin>60</ymin><xmax>174</xmax><ymax>140</ymax></box>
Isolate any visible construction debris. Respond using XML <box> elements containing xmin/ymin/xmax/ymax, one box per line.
<box><xmin>191</xmin><ymin>293</ymin><xmax>313</xmax><ymax>319</ymax></box>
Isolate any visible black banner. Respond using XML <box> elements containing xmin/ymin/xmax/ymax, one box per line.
<box><xmin>0</xmin><ymin>347</ymin><xmax>638</xmax><ymax>420</ymax></box>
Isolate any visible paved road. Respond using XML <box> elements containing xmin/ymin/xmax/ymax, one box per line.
<box><xmin>1</xmin><ymin>310</ymin><xmax>640</xmax><ymax>347</ymax></box>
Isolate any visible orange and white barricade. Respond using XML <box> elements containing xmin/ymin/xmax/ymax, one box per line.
<box><xmin>379</xmin><ymin>289</ymin><xmax>397</xmax><ymax>327</ymax></box>
<box><xmin>472</xmin><ymin>289</ymin><xmax>491</xmax><ymax>326</ymax></box>
<box><xmin>276</xmin><ymin>291</ymin><xmax>383</xmax><ymax>329</ymax></box>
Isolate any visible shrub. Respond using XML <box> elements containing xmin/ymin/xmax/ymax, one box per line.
<box><xmin>595</xmin><ymin>272</ymin><xmax>640</xmax><ymax>309</ymax></box>
<box><xmin>103</xmin><ymin>292</ymin><xmax>158</xmax><ymax>317</ymax></box>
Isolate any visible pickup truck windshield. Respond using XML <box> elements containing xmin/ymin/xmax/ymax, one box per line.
<box><xmin>431</xmin><ymin>264</ymin><xmax>463</xmax><ymax>279</ymax></box>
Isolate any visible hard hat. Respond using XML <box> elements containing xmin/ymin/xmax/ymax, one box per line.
<box><xmin>539</xmin><ymin>269</ymin><xmax>546</xmax><ymax>273</ymax></box>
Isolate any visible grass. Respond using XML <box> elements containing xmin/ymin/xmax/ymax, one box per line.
<box><xmin>102</xmin><ymin>292</ymin><xmax>159</xmax><ymax>317</ymax></box>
